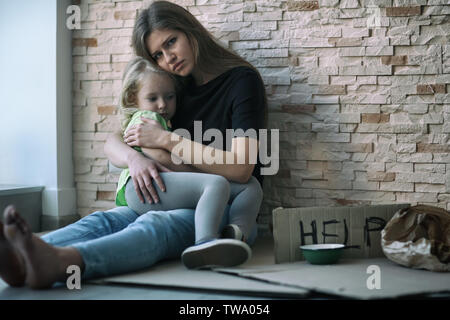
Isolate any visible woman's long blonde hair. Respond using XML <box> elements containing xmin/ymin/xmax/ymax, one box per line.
<box><xmin>119</xmin><ymin>56</ymin><xmax>174</xmax><ymax>132</ymax></box>
<box><xmin>131</xmin><ymin>0</ymin><xmax>267</xmax><ymax>124</ymax></box>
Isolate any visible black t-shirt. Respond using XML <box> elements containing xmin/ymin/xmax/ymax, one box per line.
<box><xmin>171</xmin><ymin>66</ymin><xmax>266</xmax><ymax>185</ymax></box>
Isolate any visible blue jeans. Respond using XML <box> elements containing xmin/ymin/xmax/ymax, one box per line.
<box><xmin>41</xmin><ymin>206</ymin><xmax>257</xmax><ymax>280</ymax></box>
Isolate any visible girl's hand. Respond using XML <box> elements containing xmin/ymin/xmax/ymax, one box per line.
<box><xmin>127</xmin><ymin>152</ymin><xmax>171</xmax><ymax>204</ymax></box>
<box><xmin>124</xmin><ymin>117</ymin><xmax>166</xmax><ymax>149</ymax></box>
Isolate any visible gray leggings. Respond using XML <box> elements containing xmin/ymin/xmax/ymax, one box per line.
<box><xmin>125</xmin><ymin>172</ymin><xmax>263</xmax><ymax>244</ymax></box>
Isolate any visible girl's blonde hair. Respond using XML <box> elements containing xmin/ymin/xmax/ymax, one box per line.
<box><xmin>131</xmin><ymin>0</ymin><xmax>268</xmax><ymax>125</ymax></box>
<box><xmin>119</xmin><ymin>56</ymin><xmax>174</xmax><ymax>132</ymax></box>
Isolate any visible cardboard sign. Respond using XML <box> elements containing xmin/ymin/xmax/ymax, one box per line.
<box><xmin>272</xmin><ymin>204</ymin><xmax>410</xmax><ymax>263</ymax></box>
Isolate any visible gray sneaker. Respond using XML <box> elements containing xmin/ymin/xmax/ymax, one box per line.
<box><xmin>181</xmin><ymin>239</ymin><xmax>251</xmax><ymax>269</ymax></box>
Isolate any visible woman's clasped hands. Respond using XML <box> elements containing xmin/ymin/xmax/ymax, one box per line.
<box><xmin>123</xmin><ymin>116</ymin><xmax>167</xmax><ymax>149</ymax></box>
<box><xmin>124</xmin><ymin>117</ymin><xmax>171</xmax><ymax>204</ymax></box>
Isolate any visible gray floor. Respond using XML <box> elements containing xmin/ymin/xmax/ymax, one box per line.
<box><xmin>0</xmin><ymin>279</ymin><xmax>278</xmax><ymax>300</ymax></box>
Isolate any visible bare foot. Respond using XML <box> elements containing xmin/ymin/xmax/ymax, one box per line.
<box><xmin>3</xmin><ymin>205</ymin><xmax>81</xmax><ymax>289</ymax></box>
<box><xmin>0</xmin><ymin>212</ymin><xmax>26</xmax><ymax>287</ymax></box>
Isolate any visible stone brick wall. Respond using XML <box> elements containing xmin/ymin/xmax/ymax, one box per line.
<box><xmin>72</xmin><ymin>0</ymin><xmax>450</xmax><ymax>233</ymax></box>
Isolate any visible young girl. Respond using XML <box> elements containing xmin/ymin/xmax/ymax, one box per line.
<box><xmin>117</xmin><ymin>56</ymin><xmax>263</xmax><ymax>269</ymax></box>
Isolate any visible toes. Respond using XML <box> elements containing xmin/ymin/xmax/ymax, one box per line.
<box><xmin>4</xmin><ymin>205</ymin><xmax>17</xmax><ymax>225</ymax></box>
<box><xmin>3</xmin><ymin>205</ymin><xmax>29</xmax><ymax>235</ymax></box>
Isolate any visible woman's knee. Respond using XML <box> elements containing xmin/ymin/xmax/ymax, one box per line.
<box><xmin>133</xmin><ymin>210</ymin><xmax>196</xmax><ymax>254</ymax></box>
<box><xmin>134</xmin><ymin>209</ymin><xmax>194</xmax><ymax>233</ymax></box>
<box><xmin>77</xmin><ymin>210</ymin><xmax>105</xmax><ymax>224</ymax></box>
<box><xmin>73</xmin><ymin>210</ymin><xmax>112</xmax><ymax>234</ymax></box>
<box><xmin>79</xmin><ymin>207</ymin><xmax>137</xmax><ymax>233</ymax></box>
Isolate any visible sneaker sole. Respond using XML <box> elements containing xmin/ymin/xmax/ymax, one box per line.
<box><xmin>182</xmin><ymin>239</ymin><xmax>251</xmax><ymax>269</ymax></box>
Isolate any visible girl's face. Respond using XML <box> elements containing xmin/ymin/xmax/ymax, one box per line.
<box><xmin>136</xmin><ymin>73</ymin><xmax>176</xmax><ymax>121</ymax></box>
<box><xmin>146</xmin><ymin>29</ymin><xmax>196</xmax><ymax>77</ymax></box>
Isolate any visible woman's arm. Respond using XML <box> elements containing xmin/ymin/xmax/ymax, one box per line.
<box><xmin>104</xmin><ymin>130</ymin><xmax>171</xmax><ymax>204</ymax></box>
<box><xmin>124</xmin><ymin>122</ymin><xmax>256</xmax><ymax>183</ymax></box>
<box><xmin>104</xmin><ymin>130</ymin><xmax>140</xmax><ymax>169</ymax></box>
<box><xmin>140</xmin><ymin>147</ymin><xmax>200</xmax><ymax>173</ymax></box>
<box><xmin>104</xmin><ymin>129</ymin><xmax>198</xmax><ymax>172</ymax></box>
<box><xmin>161</xmin><ymin>133</ymin><xmax>256</xmax><ymax>183</ymax></box>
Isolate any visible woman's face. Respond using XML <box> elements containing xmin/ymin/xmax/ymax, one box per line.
<box><xmin>146</xmin><ymin>29</ymin><xmax>196</xmax><ymax>77</ymax></box>
<box><xmin>136</xmin><ymin>73</ymin><xmax>176</xmax><ymax>122</ymax></box>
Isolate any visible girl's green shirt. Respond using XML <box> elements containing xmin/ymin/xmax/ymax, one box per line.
<box><xmin>115</xmin><ymin>110</ymin><xmax>169</xmax><ymax>206</ymax></box>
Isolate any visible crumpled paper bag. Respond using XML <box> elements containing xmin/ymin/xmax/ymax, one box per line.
<box><xmin>381</xmin><ymin>205</ymin><xmax>450</xmax><ymax>272</ymax></box>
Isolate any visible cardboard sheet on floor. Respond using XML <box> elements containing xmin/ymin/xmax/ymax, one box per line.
<box><xmin>90</xmin><ymin>237</ymin><xmax>309</xmax><ymax>298</ymax></box>
<box><xmin>91</xmin><ymin>260</ymin><xmax>309</xmax><ymax>298</ymax></box>
<box><xmin>91</xmin><ymin>237</ymin><xmax>449</xmax><ymax>299</ymax></box>
<box><xmin>214</xmin><ymin>258</ymin><xmax>450</xmax><ymax>299</ymax></box>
